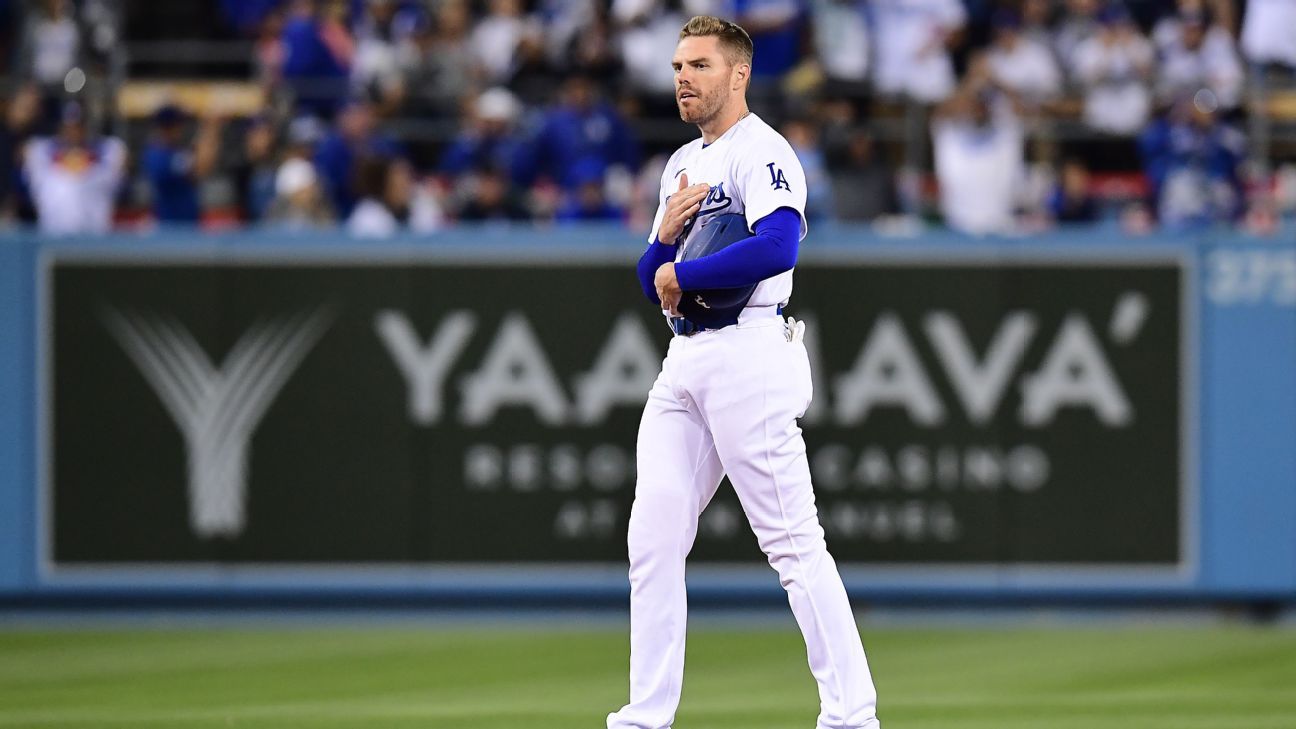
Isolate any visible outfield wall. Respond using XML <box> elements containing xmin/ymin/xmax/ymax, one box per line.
<box><xmin>1</xmin><ymin>226</ymin><xmax>1293</xmax><ymax>603</ymax></box>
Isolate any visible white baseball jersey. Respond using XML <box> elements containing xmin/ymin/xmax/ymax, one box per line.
<box><xmin>647</xmin><ymin>113</ymin><xmax>807</xmax><ymax>311</ymax></box>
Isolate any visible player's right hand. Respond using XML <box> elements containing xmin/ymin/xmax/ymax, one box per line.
<box><xmin>657</xmin><ymin>173</ymin><xmax>710</xmax><ymax>245</ymax></box>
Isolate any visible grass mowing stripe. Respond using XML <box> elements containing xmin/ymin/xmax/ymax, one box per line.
<box><xmin>1</xmin><ymin>626</ymin><xmax>1293</xmax><ymax>728</ymax></box>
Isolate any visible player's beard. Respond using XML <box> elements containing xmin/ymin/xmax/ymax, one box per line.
<box><xmin>678</xmin><ymin>86</ymin><xmax>727</xmax><ymax>127</ymax></box>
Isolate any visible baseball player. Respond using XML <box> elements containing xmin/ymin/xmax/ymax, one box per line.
<box><xmin>608</xmin><ymin>15</ymin><xmax>881</xmax><ymax>729</ymax></box>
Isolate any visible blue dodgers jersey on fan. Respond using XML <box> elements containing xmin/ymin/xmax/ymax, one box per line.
<box><xmin>142</xmin><ymin>144</ymin><xmax>200</xmax><ymax>222</ymax></box>
<box><xmin>648</xmin><ymin>113</ymin><xmax>808</xmax><ymax>310</ymax></box>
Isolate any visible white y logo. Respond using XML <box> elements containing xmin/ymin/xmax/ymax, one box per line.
<box><xmin>101</xmin><ymin>307</ymin><xmax>332</xmax><ymax>538</ymax></box>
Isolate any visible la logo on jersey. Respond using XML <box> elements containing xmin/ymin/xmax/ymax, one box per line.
<box><xmin>767</xmin><ymin>162</ymin><xmax>790</xmax><ymax>191</ymax></box>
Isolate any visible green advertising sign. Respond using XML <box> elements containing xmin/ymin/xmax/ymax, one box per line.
<box><xmin>45</xmin><ymin>252</ymin><xmax>1186</xmax><ymax>569</ymax></box>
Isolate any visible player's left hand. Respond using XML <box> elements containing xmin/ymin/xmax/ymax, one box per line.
<box><xmin>655</xmin><ymin>262</ymin><xmax>682</xmax><ymax>316</ymax></box>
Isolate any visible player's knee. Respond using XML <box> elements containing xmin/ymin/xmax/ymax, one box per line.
<box><xmin>626</xmin><ymin>494</ymin><xmax>691</xmax><ymax>563</ymax></box>
<box><xmin>762</xmin><ymin>547</ymin><xmax>816</xmax><ymax>588</ymax></box>
<box><xmin>753</xmin><ymin>521</ymin><xmax>828</xmax><ymax>569</ymax></box>
<box><xmin>626</xmin><ymin>519</ymin><xmax>659</xmax><ymax>565</ymax></box>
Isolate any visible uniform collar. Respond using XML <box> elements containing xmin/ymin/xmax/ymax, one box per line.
<box><xmin>701</xmin><ymin>112</ymin><xmax>755</xmax><ymax>150</ymax></box>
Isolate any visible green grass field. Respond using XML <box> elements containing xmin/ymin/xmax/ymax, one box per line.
<box><xmin>2</xmin><ymin>622</ymin><xmax>1294</xmax><ymax>728</ymax></box>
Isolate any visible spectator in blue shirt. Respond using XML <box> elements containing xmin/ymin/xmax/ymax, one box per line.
<box><xmin>515</xmin><ymin>74</ymin><xmax>640</xmax><ymax>192</ymax></box>
<box><xmin>732</xmin><ymin>0</ymin><xmax>805</xmax><ymax>80</ymax></box>
<box><xmin>556</xmin><ymin>158</ymin><xmax>625</xmax><ymax>223</ymax></box>
<box><xmin>1138</xmin><ymin>89</ymin><xmax>1245</xmax><ymax>229</ymax></box>
<box><xmin>439</xmin><ymin>88</ymin><xmax>526</xmax><ymax>181</ymax></box>
<box><xmin>141</xmin><ymin>105</ymin><xmax>223</xmax><ymax>225</ymax></box>
<box><xmin>281</xmin><ymin>0</ymin><xmax>352</xmax><ymax>117</ymax></box>
<box><xmin>313</xmin><ymin>98</ymin><xmax>401</xmax><ymax>217</ymax></box>
<box><xmin>1048</xmin><ymin>156</ymin><xmax>1101</xmax><ymax>224</ymax></box>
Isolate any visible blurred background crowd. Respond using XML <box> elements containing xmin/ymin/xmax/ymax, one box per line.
<box><xmin>1</xmin><ymin>0</ymin><xmax>1294</xmax><ymax>237</ymax></box>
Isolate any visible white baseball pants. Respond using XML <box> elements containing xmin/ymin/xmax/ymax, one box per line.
<box><xmin>608</xmin><ymin>316</ymin><xmax>880</xmax><ymax>729</ymax></box>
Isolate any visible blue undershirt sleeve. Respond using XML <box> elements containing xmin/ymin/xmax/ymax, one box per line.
<box><xmin>673</xmin><ymin>207</ymin><xmax>801</xmax><ymax>290</ymax></box>
<box><xmin>636</xmin><ymin>237</ymin><xmax>678</xmax><ymax>304</ymax></box>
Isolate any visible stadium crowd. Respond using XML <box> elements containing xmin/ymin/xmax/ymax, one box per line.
<box><xmin>1</xmin><ymin>0</ymin><xmax>1294</xmax><ymax>236</ymax></box>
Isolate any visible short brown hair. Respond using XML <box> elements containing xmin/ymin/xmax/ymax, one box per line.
<box><xmin>679</xmin><ymin>15</ymin><xmax>754</xmax><ymax>66</ymax></box>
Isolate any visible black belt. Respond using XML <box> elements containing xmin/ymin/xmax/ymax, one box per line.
<box><xmin>670</xmin><ymin>316</ymin><xmax>734</xmax><ymax>336</ymax></box>
<box><xmin>670</xmin><ymin>306</ymin><xmax>783</xmax><ymax>337</ymax></box>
